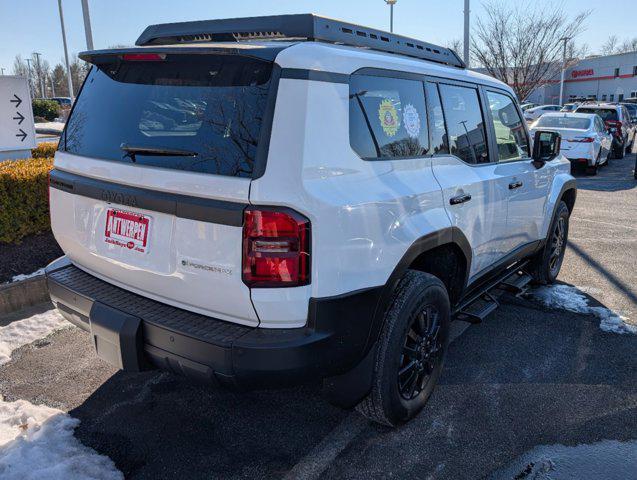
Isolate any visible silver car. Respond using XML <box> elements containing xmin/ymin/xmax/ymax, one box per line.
<box><xmin>530</xmin><ymin>113</ymin><xmax>612</xmax><ymax>175</ymax></box>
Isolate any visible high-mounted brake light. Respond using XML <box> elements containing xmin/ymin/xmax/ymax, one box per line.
<box><xmin>242</xmin><ymin>208</ymin><xmax>310</xmax><ymax>287</ymax></box>
<box><xmin>122</xmin><ymin>53</ymin><xmax>166</xmax><ymax>61</ymax></box>
<box><xmin>571</xmin><ymin>137</ymin><xmax>594</xmax><ymax>143</ymax></box>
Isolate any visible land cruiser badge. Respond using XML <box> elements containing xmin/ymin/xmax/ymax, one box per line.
<box><xmin>379</xmin><ymin>99</ymin><xmax>399</xmax><ymax>137</ymax></box>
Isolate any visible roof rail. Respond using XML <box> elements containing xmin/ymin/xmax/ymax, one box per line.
<box><xmin>136</xmin><ymin>14</ymin><xmax>465</xmax><ymax>69</ymax></box>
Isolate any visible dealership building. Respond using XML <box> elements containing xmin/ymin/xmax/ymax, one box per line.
<box><xmin>524</xmin><ymin>51</ymin><xmax>637</xmax><ymax>104</ymax></box>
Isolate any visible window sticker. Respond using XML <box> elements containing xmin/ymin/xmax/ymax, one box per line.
<box><xmin>378</xmin><ymin>99</ymin><xmax>400</xmax><ymax>137</ymax></box>
<box><xmin>402</xmin><ymin>103</ymin><xmax>421</xmax><ymax>139</ymax></box>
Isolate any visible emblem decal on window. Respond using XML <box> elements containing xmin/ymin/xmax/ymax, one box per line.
<box><xmin>378</xmin><ymin>99</ymin><xmax>399</xmax><ymax>137</ymax></box>
<box><xmin>402</xmin><ymin>103</ymin><xmax>421</xmax><ymax>139</ymax></box>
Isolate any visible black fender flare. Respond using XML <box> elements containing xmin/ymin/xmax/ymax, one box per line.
<box><xmin>365</xmin><ymin>226</ymin><xmax>472</xmax><ymax>350</ymax></box>
<box><xmin>323</xmin><ymin>227</ymin><xmax>472</xmax><ymax>407</ymax></box>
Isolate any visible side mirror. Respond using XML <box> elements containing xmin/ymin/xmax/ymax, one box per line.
<box><xmin>532</xmin><ymin>130</ymin><xmax>561</xmax><ymax>168</ymax></box>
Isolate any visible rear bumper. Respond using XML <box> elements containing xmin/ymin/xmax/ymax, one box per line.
<box><xmin>46</xmin><ymin>256</ymin><xmax>380</xmax><ymax>388</ymax></box>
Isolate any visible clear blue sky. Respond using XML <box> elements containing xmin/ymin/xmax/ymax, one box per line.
<box><xmin>0</xmin><ymin>0</ymin><xmax>634</xmax><ymax>74</ymax></box>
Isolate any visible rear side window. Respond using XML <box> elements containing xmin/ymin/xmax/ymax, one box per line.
<box><xmin>349</xmin><ymin>74</ymin><xmax>429</xmax><ymax>159</ymax></box>
<box><xmin>438</xmin><ymin>84</ymin><xmax>488</xmax><ymax>164</ymax></box>
<box><xmin>61</xmin><ymin>55</ymin><xmax>273</xmax><ymax>178</ymax></box>
<box><xmin>576</xmin><ymin>108</ymin><xmax>618</xmax><ymax>122</ymax></box>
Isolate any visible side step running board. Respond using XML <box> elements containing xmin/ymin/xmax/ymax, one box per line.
<box><xmin>456</xmin><ymin>292</ymin><xmax>499</xmax><ymax>324</ymax></box>
<box><xmin>498</xmin><ymin>270</ymin><xmax>533</xmax><ymax>295</ymax></box>
<box><xmin>454</xmin><ymin>268</ymin><xmax>533</xmax><ymax>324</ymax></box>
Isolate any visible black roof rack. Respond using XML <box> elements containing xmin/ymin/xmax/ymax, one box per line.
<box><xmin>136</xmin><ymin>14</ymin><xmax>465</xmax><ymax>69</ymax></box>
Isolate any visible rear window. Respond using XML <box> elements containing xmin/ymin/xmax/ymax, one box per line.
<box><xmin>61</xmin><ymin>55</ymin><xmax>273</xmax><ymax>178</ymax></box>
<box><xmin>535</xmin><ymin>116</ymin><xmax>591</xmax><ymax>130</ymax></box>
<box><xmin>575</xmin><ymin>108</ymin><xmax>618</xmax><ymax>122</ymax></box>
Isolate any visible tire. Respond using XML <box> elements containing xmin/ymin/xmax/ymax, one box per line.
<box><xmin>529</xmin><ymin>201</ymin><xmax>570</xmax><ymax>285</ymax></box>
<box><xmin>586</xmin><ymin>152</ymin><xmax>600</xmax><ymax>175</ymax></box>
<box><xmin>357</xmin><ymin>270</ymin><xmax>450</xmax><ymax>426</ymax></box>
<box><xmin>614</xmin><ymin>141</ymin><xmax>625</xmax><ymax>159</ymax></box>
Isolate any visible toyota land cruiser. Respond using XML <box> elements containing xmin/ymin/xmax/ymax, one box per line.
<box><xmin>46</xmin><ymin>14</ymin><xmax>576</xmax><ymax>426</ymax></box>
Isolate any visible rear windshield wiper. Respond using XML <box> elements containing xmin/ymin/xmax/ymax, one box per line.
<box><xmin>120</xmin><ymin>143</ymin><xmax>198</xmax><ymax>162</ymax></box>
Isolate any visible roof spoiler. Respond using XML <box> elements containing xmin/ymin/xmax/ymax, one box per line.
<box><xmin>135</xmin><ymin>14</ymin><xmax>465</xmax><ymax>69</ymax></box>
<box><xmin>78</xmin><ymin>45</ymin><xmax>284</xmax><ymax>65</ymax></box>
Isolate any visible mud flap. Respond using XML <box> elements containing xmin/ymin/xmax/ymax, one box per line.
<box><xmin>89</xmin><ymin>302</ymin><xmax>145</xmax><ymax>372</ymax></box>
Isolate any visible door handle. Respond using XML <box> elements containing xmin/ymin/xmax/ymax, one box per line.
<box><xmin>450</xmin><ymin>193</ymin><xmax>472</xmax><ymax>205</ymax></box>
<box><xmin>509</xmin><ymin>181</ymin><xmax>523</xmax><ymax>190</ymax></box>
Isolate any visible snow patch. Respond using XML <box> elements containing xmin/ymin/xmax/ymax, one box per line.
<box><xmin>0</xmin><ymin>310</ymin><xmax>71</xmax><ymax>365</ymax></box>
<box><xmin>0</xmin><ymin>310</ymin><xmax>123</xmax><ymax>478</ymax></box>
<box><xmin>0</xmin><ymin>397</ymin><xmax>123</xmax><ymax>480</ymax></box>
<box><xmin>9</xmin><ymin>268</ymin><xmax>45</xmax><ymax>283</ymax></box>
<box><xmin>530</xmin><ymin>284</ymin><xmax>636</xmax><ymax>335</ymax></box>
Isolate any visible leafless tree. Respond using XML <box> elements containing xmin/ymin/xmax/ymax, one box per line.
<box><xmin>601</xmin><ymin>35</ymin><xmax>637</xmax><ymax>55</ymax></box>
<box><xmin>471</xmin><ymin>0</ymin><xmax>590</xmax><ymax>101</ymax></box>
<box><xmin>601</xmin><ymin>35</ymin><xmax>619</xmax><ymax>56</ymax></box>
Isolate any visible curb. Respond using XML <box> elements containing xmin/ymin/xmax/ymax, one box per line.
<box><xmin>0</xmin><ymin>275</ymin><xmax>49</xmax><ymax>316</ymax></box>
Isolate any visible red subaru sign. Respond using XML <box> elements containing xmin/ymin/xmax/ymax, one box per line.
<box><xmin>104</xmin><ymin>209</ymin><xmax>150</xmax><ymax>253</ymax></box>
<box><xmin>571</xmin><ymin>69</ymin><xmax>594</xmax><ymax>79</ymax></box>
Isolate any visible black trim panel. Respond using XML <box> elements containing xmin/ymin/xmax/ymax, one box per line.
<box><xmin>280</xmin><ymin>68</ymin><xmax>349</xmax><ymax>84</ymax></box>
<box><xmin>45</xmin><ymin>257</ymin><xmax>378</xmax><ymax>389</ymax></box>
<box><xmin>49</xmin><ymin>169</ymin><xmax>247</xmax><ymax>227</ymax></box>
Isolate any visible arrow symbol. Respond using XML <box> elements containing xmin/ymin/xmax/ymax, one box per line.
<box><xmin>10</xmin><ymin>94</ymin><xmax>22</xmax><ymax>108</ymax></box>
<box><xmin>16</xmin><ymin>129</ymin><xmax>27</xmax><ymax>142</ymax></box>
<box><xmin>12</xmin><ymin>111</ymin><xmax>25</xmax><ymax>125</ymax></box>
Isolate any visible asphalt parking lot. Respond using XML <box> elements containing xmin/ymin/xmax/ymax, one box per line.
<box><xmin>1</xmin><ymin>152</ymin><xmax>636</xmax><ymax>479</ymax></box>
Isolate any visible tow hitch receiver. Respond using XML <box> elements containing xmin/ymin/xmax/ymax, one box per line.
<box><xmin>89</xmin><ymin>302</ymin><xmax>145</xmax><ymax>372</ymax></box>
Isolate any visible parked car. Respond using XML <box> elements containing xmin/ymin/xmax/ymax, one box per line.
<box><xmin>575</xmin><ymin>103</ymin><xmax>636</xmax><ymax>159</ymax></box>
<box><xmin>560</xmin><ymin>103</ymin><xmax>580</xmax><ymax>112</ymax></box>
<box><xmin>50</xmin><ymin>96</ymin><xmax>73</xmax><ymax>107</ymax></box>
<box><xmin>45</xmin><ymin>14</ymin><xmax>576</xmax><ymax>426</ymax></box>
<box><xmin>619</xmin><ymin>103</ymin><xmax>637</xmax><ymax>124</ymax></box>
<box><xmin>530</xmin><ymin>113</ymin><xmax>612</xmax><ymax>175</ymax></box>
<box><xmin>524</xmin><ymin>104</ymin><xmax>562</xmax><ymax>121</ymax></box>
<box><xmin>520</xmin><ymin>102</ymin><xmax>538</xmax><ymax>111</ymax></box>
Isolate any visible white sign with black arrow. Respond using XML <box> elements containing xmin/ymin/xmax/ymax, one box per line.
<box><xmin>0</xmin><ymin>76</ymin><xmax>36</xmax><ymax>152</ymax></box>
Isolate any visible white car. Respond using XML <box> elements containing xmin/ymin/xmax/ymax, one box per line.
<box><xmin>530</xmin><ymin>113</ymin><xmax>612</xmax><ymax>175</ymax></box>
<box><xmin>524</xmin><ymin>104</ymin><xmax>562</xmax><ymax>121</ymax></box>
<box><xmin>45</xmin><ymin>14</ymin><xmax>576</xmax><ymax>426</ymax></box>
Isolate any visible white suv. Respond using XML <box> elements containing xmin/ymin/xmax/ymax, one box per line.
<box><xmin>46</xmin><ymin>15</ymin><xmax>576</xmax><ymax>426</ymax></box>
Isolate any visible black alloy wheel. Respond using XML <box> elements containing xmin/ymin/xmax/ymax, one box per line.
<box><xmin>398</xmin><ymin>305</ymin><xmax>442</xmax><ymax>400</ymax></box>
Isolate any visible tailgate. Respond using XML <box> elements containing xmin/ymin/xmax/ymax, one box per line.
<box><xmin>50</xmin><ymin>51</ymin><xmax>276</xmax><ymax>326</ymax></box>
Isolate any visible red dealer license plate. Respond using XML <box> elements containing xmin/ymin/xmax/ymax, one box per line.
<box><xmin>104</xmin><ymin>209</ymin><xmax>151</xmax><ymax>254</ymax></box>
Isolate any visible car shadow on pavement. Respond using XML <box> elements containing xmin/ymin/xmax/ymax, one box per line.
<box><xmin>67</xmin><ymin>286</ymin><xmax>637</xmax><ymax>480</ymax></box>
<box><xmin>572</xmin><ymin>152</ymin><xmax>636</xmax><ymax>192</ymax></box>
<box><xmin>69</xmin><ymin>367</ymin><xmax>348</xmax><ymax>479</ymax></box>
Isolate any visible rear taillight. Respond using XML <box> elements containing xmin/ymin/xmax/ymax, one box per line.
<box><xmin>606</xmin><ymin>120</ymin><xmax>623</xmax><ymax>137</ymax></box>
<box><xmin>121</xmin><ymin>53</ymin><xmax>166</xmax><ymax>61</ymax></box>
<box><xmin>571</xmin><ymin>137</ymin><xmax>594</xmax><ymax>143</ymax></box>
<box><xmin>242</xmin><ymin>208</ymin><xmax>310</xmax><ymax>287</ymax></box>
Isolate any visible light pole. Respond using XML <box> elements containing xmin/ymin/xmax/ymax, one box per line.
<box><xmin>57</xmin><ymin>0</ymin><xmax>74</xmax><ymax>99</ymax></box>
<box><xmin>34</xmin><ymin>52</ymin><xmax>46</xmax><ymax>98</ymax></box>
<box><xmin>558</xmin><ymin>36</ymin><xmax>571</xmax><ymax>106</ymax></box>
<box><xmin>81</xmin><ymin>0</ymin><xmax>94</xmax><ymax>50</ymax></box>
<box><xmin>463</xmin><ymin>0</ymin><xmax>470</xmax><ymax>68</ymax></box>
<box><xmin>385</xmin><ymin>0</ymin><xmax>397</xmax><ymax>33</ymax></box>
